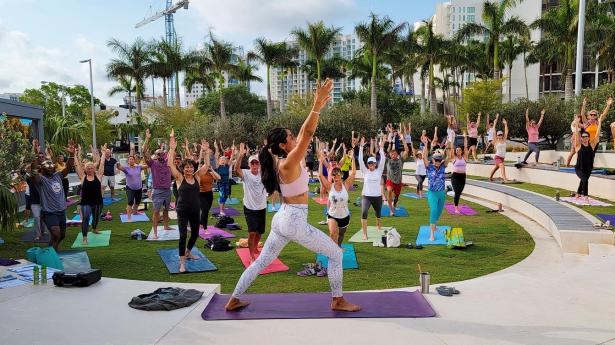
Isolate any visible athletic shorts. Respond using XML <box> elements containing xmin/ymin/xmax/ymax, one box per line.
<box><xmin>218</xmin><ymin>183</ymin><xmax>230</xmax><ymax>204</ymax></box>
<box><xmin>327</xmin><ymin>214</ymin><xmax>350</xmax><ymax>228</ymax></box>
<box><xmin>244</xmin><ymin>206</ymin><xmax>266</xmax><ymax>234</ymax></box>
<box><xmin>102</xmin><ymin>175</ymin><xmax>116</xmax><ymax>188</ymax></box>
<box><xmin>495</xmin><ymin>155</ymin><xmax>505</xmax><ymax>165</ymax></box>
<box><xmin>152</xmin><ymin>188</ymin><xmax>171</xmax><ymax>211</ymax></box>
<box><xmin>25</xmin><ymin>194</ymin><xmax>31</xmax><ymax>210</ymax></box>
<box><xmin>126</xmin><ymin>187</ymin><xmax>143</xmax><ymax>207</ymax></box>
<box><xmin>468</xmin><ymin>137</ymin><xmax>478</xmax><ymax>147</ymax></box>
<box><xmin>42</xmin><ymin>210</ymin><xmax>66</xmax><ymax>229</ymax></box>
<box><xmin>386</xmin><ymin>179</ymin><xmax>403</xmax><ymax>196</ymax></box>
<box><xmin>306</xmin><ymin>161</ymin><xmax>315</xmax><ymax>171</ymax></box>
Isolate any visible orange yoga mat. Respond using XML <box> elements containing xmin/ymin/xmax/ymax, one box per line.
<box><xmin>235</xmin><ymin>248</ymin><xmax>289</xmax><ymax>275</ymax></box>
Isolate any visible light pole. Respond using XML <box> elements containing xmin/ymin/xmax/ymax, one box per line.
<box><xmin>574</xmin><ymin>0</ymin><xmax>587</xmax><ymax>96</ymax></box>
<box><xmin>80</xmin><ymin>59</ymin><xmax>96</xmax><ymax>149</ymax></box>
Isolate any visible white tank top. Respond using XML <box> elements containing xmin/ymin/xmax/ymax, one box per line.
<box><xmin>415</xmin><ymin>159</ymin><xmax>427</xmax><ymax>175</ymax></box>
<box><xmin>495</xmin><ymin>142</ymin><xmax>507</xmax><ymax>157</ymax></box>
<box><xmin>327</xmin><ymin>183</ymin><xmax>349</xmax><ymax>219</ymax></box>
<box><xmin>487</xmin><ymin>127</ymin><xmax>495</xmax><ymax>141</ymax></box>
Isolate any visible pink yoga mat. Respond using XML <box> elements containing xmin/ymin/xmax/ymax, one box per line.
<box><xmin>198</xmin><ymin>226</ymin><xmax>235</xmax><ymax>240</ymax></box>
<box><xmin>235</xmin><ymin>248</ymin><xmax>289</xmax><ymax>275</ymax></box>
<box><xmin>444</xmin><ymin>203</ymin><xmax>478</xmax><ymax>216</ymax></box>
<box><xmin>312</xmin><ymin>197</ymin><xmax>328</xmax><ymax>205</ymax></box>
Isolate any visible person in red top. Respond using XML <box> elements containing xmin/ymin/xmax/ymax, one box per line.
<box><xmin>522</xmin><ymin>109</ymin><xmax>545</xmax><ymax>165</ymax></box>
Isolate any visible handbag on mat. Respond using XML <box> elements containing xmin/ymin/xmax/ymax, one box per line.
<box><xmin>445</xmin><ymin>227</ymin><xmax>466</xmax><ymax>248</ymax></box>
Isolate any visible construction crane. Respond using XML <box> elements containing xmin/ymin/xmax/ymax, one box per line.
<box><xmin>135</xmin><ymin>0</ymin><xmax>189</xmax><ymax>106</ymax></box>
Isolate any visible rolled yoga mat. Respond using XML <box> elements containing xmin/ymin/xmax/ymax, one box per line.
<box><xmin>416</xmin><ymin>225</ymin><xmax>450</xmax><ymax>245</ymax></box>
<box><xmin>316</xmin><ymin>243</ymin><xmax>358</xmax><ymax>269</ymax></box>
<box><xmin>71</xmin><ymin>230</ymin><xmax>111</xmax><ymax>248</ymax></box>
<box><xmin>235</xmin><ymin>248</ymin><xmax>289</xmax><ymax>274</ymax></box>
<box><xmin>157</xmin><ymin>247</ymin><xmax>217</xmax><ymax>274</ymax></box>
<box><xmin>444</xmin><ymin>203</ymin><xmax>478</xmax><ymax>216</ymax></box>
<box><xmin>202</xmin><ymin>290</ymin><xmax>436</xmax><ymax>320</ymax></box>
<box><xmin>211</xmin><ymin>206</ymin><xmax>241</xmax><ymax>216</ymax></box>
<box><xmin>348</xmin><ymin>226</ymin><xmax>393</xmax><ymax>243</ymax></box>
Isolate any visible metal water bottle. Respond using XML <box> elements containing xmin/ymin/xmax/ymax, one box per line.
<box><xmin>555</xmin><ymin>190</ymin><xmax>560</xmax><ymax>201</ymax></box>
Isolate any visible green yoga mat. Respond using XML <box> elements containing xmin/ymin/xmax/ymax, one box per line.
<box><xmin>71</xmin><ymin>230</ymin><xmax>111</xmax><ymax>248</ymax></box>
<box><xmin>348</xmin><ymin>226</ymin><xmax>392</xmax><ymax>243</ymax></box>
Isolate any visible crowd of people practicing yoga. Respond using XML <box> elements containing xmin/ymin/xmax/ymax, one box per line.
<box><xmin>15</xmin><ymin>77</ymin><xmax>614</xmax><ymax>312</ymax></box>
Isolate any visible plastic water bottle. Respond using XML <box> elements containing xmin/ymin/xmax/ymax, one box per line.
<box><xmin>33</xmin><ymin>265</ymin><xmax>39</xmax><ymax>285</ymax></box>
<box><xmin>41</xmin><ymin>265</ymin><xmax>47</xmax><ymax>284</ymax></box>
<box><xmin>136</xmin><ymin>231</ymin><xmax>142</xmax><ymax>240</ymax></box>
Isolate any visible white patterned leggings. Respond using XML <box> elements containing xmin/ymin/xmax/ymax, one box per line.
<box><xmin>231</xmin><ymin>204</ymin><xmax>344</xmax><ymax>298</ymax></box>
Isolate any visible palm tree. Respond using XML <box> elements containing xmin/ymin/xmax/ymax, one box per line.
<box><xmin>586</xmin><ymin>1</ymin><xmax>615</xmax><ymax>84</ymax></box>
<box><xmin>106</xmin><ymin>38</ymin><xmax>150</xmax><ymax>115</ymax></box>
<box><xmin>147</xmin><ymin>43</ymin><xmax>174</xmax><ymax>106</ymax></box>
<box><xmin>500</xmin><ymin>35</ymin><xmax>524</xmax><ymax>102</ymax></box>
<box><xmin>202</xmin><ymin>34</ymin><xmax>238</xmax><ymax>118</ymax></box>
<box><xmin>347</xmin><ymin>51</ymin><xmax>391</xmax><ymax>88</ymax></box>
<box><xmin>291</xmin><ymin>21</ymin><xmax>341</xmax><ymax>85</ymax></box>
<box><xmin>183</xmin><ymin>55</ymin><xmax>216</xmax><ymax>98</ymax></box>
<box><xmin>355</xmin><ymin>13</ymin><xmax>407</xmax><ymax>116</ymax></box>
<box><xmin>108</xmin><ymin>75</ymin><xmax>136</xmax><ymax>113</ymax></box>
<box><xmin>233</xmin><ymin>56</ymin><xmax>262</xmax><ymax>89</ymax></box>
<box><xmin>456</xmin><ymin>0</ymin><xmax>528</xmax><ymax>81</ymax></box>
<box><xmin>518</xmin><ymin>36</ymin><xmax>535</xmax><ymax>98</ymax></box>
<box><xmin>415</xmin><ymin>20</ymin><xmax>448</xmax><ymax>114</ymax></box>
<box><xmin>251</xmin><ymin>38</ymin><xmax>295</xmax><ymax>118</ymax></box>
<box><xmin>150</xmin><ymin>38</ymin><xmax>200</xmax><ymax>106</ymax></box>
<box><xmin>531</xmin><ymin>0</ymin><xmax>578</xmax><ymax>100</ymax></box>
<box><xmin>302</xmin><ymin>56</ymin><xmax>347</xmax><ymax>82</ymax></box>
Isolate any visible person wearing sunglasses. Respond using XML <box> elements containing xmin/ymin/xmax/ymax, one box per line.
<box><xmin>235</xmin><ymin>142</ymin><xmax>267</xmax><ymax>262</ymax></box>
<box><xmin>419</xmin><ymin>135</ymin><xmax>449</xmax><ymax>241</ymax></box>
<box><xmin>488</xmin><ymin>116</ymin><xmax>509</xmax><ymax>182</ymax></box>
<box><xmin>573</xmin><ymin>97</ymin><xmax>613</xmax><ymax>203</ymax></box>
<box><xmin>358</xmin><ymin>136</ymin><xmax>385</xmax><ymax>240</ymax></box>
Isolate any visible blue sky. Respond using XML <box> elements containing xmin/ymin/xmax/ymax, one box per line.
<box><xmin>0</xmin><ymin>0</ymin><xmax>439</xmax><ymax>105</ymax></box>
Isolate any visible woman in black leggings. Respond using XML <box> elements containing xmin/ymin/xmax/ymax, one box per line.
<box><xmin>73</xmin><ymin>145</ymin><xmax>104</xmax><ymax>246</ymax></box>
<box><xmin>167</xmin><ymin>130</ymin><xmax>208</xmax><ymax>273</ymax></box>
<box><xmin>450</xmin><ymin>132</ymin><xmax>469</xmax><ymax>214</ymax></box>
<box><xmin>573</xmin><ymin>97</ymin><xmax>612</xmax><ymax>203</ymax></box>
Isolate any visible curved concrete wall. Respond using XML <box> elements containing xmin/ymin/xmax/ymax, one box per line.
<box><xmin>483</xmin><ymin>150</ymin><xmax>615</xmax><ymax>169</ymax></box>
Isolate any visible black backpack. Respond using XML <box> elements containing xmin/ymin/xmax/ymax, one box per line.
<box><xmin>205</xmin><ymin>235</ymin><xmax>232</xmax><ymax>251</ymax></box>
<box><xmin>215</xmin><ymin>215</ymin><xmax>235</xmax><ymax>228</ymax></box>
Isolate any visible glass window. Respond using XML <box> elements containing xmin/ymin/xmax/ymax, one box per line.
<box><xmin>452</xmin><ymin>6</ymin><xmax>455</xmax><ymax>13</ymax></box>
<box><xmin>468</xmin><ymin>7</ymin><xmax>475</xmax><ymax>13</ymax></box>
<box><xmin>468</xmin><ymin>15</ymin><xmax>475</xmax><ymax>22</ymax></box>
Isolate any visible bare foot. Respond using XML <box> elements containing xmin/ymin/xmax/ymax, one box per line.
<box><xmin>93</xmin><ymin>229</ymin><xmax>101</xmax><ymax>234</ymax></box>
<box><xmin>179</xmin><ymin>263</ymin><xmax>186</xmax><ymax>273</ymax></box>
<box><xmin>164</xmin><ymin>226</ymin><xmax>173</xmax><ymax>230</ymax></box>
<box><xmin>225</xmin><ymin>297</ymin><xmax>250</xmax><ymax>311</ymax></box>
<box><xmin>331</xmin><ymin>297</ymin><xmax>361</xmax><ymax>312</ymax></box>
<box><xmin>82</xmin><ymin>238</ymin><xmax>89</xmax><ymax>246</ymax></box>
<box><xmin>454</xmin><ymin>208</ymin><xmax>461</xmax><ymax>214</ymax></box>
<box><xmin>185</xmin><ymin>251</ymin><xmax>195</xmax><ymax>260</ymax></box>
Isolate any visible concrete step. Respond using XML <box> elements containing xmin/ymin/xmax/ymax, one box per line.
<box><xmin>589</xmin><ymin>243</ymin><xmax>615</xmax><ymax>257</ymax></box>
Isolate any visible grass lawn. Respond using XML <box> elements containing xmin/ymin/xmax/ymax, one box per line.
<box><xmin>1</xmin><ymin>181</ymin><xmax>534</xmax><ymax>293</ymax></box>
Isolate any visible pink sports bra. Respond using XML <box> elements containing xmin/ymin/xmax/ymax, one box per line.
<box><xmin>468</xmin><ymin>125</ymin><xmax>478</xmax><ymax>138</ymax></box>
<box><xmin>278</xmin><ymin>162</ymin><xmax>309</xmax><ymax>197</ymax></box>
<box><xmin>452</xmin><ymin>157</ymin><xmax>467</xmax><ymax>173</ymax></box>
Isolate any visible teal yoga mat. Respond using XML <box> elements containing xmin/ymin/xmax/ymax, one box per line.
<box><xmin>267</xmin><ymin>203</ymin><xmax>281</xmax><ymax>213</ymax></box>
<box><xmin>416</xmin><ymin>225</ymin><xmax>450</xmax><ymax>245</ymax></box>
<box><xmin>401</xmin><ymin>193</ymin><xmax>420</xmax><ymax>199</ymax></box>
<box><xmin>157</xmin><ymin>248</ymin><xmax>217</xmax><ymax>274</ymax></box>
<box><xmin>316</xmin><ymin>243</ymin><xmax>358</xmax><ymax>269</ymax></box>
<box><xmin>58</xmin><ymin>250</ymin><xmax>92</xmax><ymax>273</ymax></box>
<box><xmin>381</xmin><ymin>205</ymin><xmax>409</xmax><ymax>217</ymax></box>
<box><xmin>103</xmin><ymin>196</ymin><xmax>123</xmax><ymax>206</ymax></box>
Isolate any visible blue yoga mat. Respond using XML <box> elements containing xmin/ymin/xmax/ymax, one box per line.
<box><xmin>559</xmin><ymin>167</ymin><xmax>606</xmax><ymax>175</ymax></box>
<box><xmin>157</xmin><ymin>248</ymin><xmax>217</xmax><ymax>274</ymax></box>
<box><xmin>416</xmin><ymin>225</ymin><xmax>451</xmax><ymax>245</ymax></box>
<box><xmin>119</xmin><ymin>213</ymin><xmax>150</xmax><ymax>223</ymax></box>
<box><xmin>309</xmin><ymin>178</ymin><xmax>319</xmax><ymax>184</ymax></box>
<box><xmin>316</xmin><ymin>243</ymin><xmax>359</xmax><ymax>269</ymax></box>
<box><xmin>268</xmin><ymin>203</ymin><xmax>281</xmax><ymax>213</ymax></box>
<box><xmin>71</xmin><ymin>214</ymin><xmax>92</xmax><ymax>225</ymax></box>
<box><xmin>220</xmin><ymin>197</ymin><xmax>240</xmax><ymax>205</ymax></box>
<box><xmin>381</xmin><ymin>205</ymin><xmax>409</xmax><ymax>217</ymax></box>
<box><xmin>103</xmin><ymin>197</ymin><xmax>123</xmax><ymax>206</ymax></box>
<box><xmin>401</xmin><ymin>193</ymin><xmax>420</xmax><ymax>199</ymax></box>
<box><xmin>597</xmin><ymin>214</ymin><xmax>615</xmax><ymax>224</ymax></box>
<box><xmin>58</xmin><ymin>250</ymin><xmax>92</xmax><ymax>273</ymax></box>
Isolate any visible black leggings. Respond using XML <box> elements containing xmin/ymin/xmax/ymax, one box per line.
<box><xmin>575</xmin><ymin>168</ymin><xmax>591</xmax><ymax>196</ymax></box>
<box><xmin>62</xmin><ymin>177</ymin><xmax>69</xmax><ymax>199</ymax></box>
<box><xmin>361</xmin><ymin>196</ymin><xmax>383</xmax><ymax>219</ymax></box>
<box><xmin>451</xmin><ymin>172</ymin><xmax>466</xmax><ymax>206</ymax></box>
<box><xmin>80</xmin><ymin>204</ymin><xmax>102</xmax><ymax>236</ymax></box>
<box><xmin>199</xmin><ymin>191</ymin><xmax>213</xmax><ymax>227</ymax></box>
<box><xmin>416</xmin><ymin>175</ymin><xmax>426</xmax><ymax>192</ymax></box>
<box><xmin>178</xmin><ymin>208</ymin><xmax>200</xmax><ymax>257</ymax></box>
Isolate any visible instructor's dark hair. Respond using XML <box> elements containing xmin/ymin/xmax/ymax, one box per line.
<box><xmin>259</xmin><ymin>128</ymin><xmax>289</xmax><ymax>195</ymax></box>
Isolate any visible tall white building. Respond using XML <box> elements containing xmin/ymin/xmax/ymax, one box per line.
<box><xmin>0</xmin><ymin>92</ymin><xmax>22</xmax><ymax>102</ymax></box>
<box><xmin>269</xmin><ymin>34</ymin><xmax>363</xmax><ymax>106</ymax></box>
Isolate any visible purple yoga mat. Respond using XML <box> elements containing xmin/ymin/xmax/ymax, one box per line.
<box><xmin>201</xmin><ymin>291</ymin><xmax>436</xmax><ymax>320</ymax></box>
<box><xmin>198</xmin><ymin>226</ymin><xmax>235</xmax><ymax>240</ymax></box>
<box><xmin>444</xmin><ymin>203</ymin><xmax>478</xmax><ymax>216</ymax></box>
<box><xmin>597</xmin><ymin>214</ymin><xmax>615</xmax><ymax>224</ymax></box>
<box><xmin>211</xmin><ymin>207</ymin><xmax>241</xmax><ymax>216</ymax></box>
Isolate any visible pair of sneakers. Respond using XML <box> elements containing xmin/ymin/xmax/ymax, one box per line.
<box><xmin>297</xmin><ymin>263</ymin><xmax>327</xmax><ymax>277</ymax></box>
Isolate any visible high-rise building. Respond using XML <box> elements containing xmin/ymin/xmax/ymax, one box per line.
<box><xmin>184</xmin><ymin>47</ymin><xmax>244</xmax><ymax>107</ymax></box>
<box><xmin>0</xmin><ymin>92</ymin><xmax>22</xmax><ymax>102</ymax></box>
<box><xmin>269</xmin><ymin>34</ymin><xmax>363</xmax><ymax>106</ymax></box>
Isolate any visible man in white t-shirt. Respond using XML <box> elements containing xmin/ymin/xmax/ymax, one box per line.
<box><xmin>234</xmin><ymin>143</ymin><xmax>268</xmax><ymax>262</ymax></box>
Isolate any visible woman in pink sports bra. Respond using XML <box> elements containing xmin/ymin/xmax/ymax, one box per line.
<box><xmin>225</xmin><ymin>79</ymin><xmax>361</xmax><ymax>313</ymax></box>
<box><xmin>466</xmin><ymin>112</ymin><xmax>481</xmax><ymax>162</ymax></box>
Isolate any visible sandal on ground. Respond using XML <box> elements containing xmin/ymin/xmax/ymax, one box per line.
<box><xmin>316</xmin><ymin>267</ymin><xmax>328</xmax><ymax>277</ymax></box>
<box><xmin>436</xmin><ymin>286</ymin><xmax>453</xmax><ymax>296</ymax></box>
<box><xmin>297</xmin><ymin>264</ymin><xmax>316</xmax><ymax>277</ymax></box>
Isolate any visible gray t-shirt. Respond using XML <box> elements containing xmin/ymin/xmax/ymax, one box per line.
<box><xmin>241</xmin><ymin>169</ymin><xmax>267</xmax><ymax>211</ymax></box>
<box><xmin>386</xmin><ymin>158</ymin><xmax>403</xmax><ymax>184</ymax></box>
<box><xmin>39</xmin><ymin>172</ymin><xmax>66</xmax><ymax>213</ymax></box>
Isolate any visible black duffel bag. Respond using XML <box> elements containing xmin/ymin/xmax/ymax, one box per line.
<box><xmin>53</xmin><ymin>269</ymin><xmax>102</xmax><ymax>287</ymax></box>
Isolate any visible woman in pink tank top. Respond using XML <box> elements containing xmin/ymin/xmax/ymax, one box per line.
<box><xmin>225</xmin><ymin>79</ymin><xmax>360</xmax><ymax>313</ymax></box>
<box><xmin>466</xmin><ymin>112</ymin><xmax>481</xmax><ymax>162</ymax></box>
<box><xmin>521</xmin><ymin>108</ymin><xmax>545</xmax><ymax>165</ymax></box>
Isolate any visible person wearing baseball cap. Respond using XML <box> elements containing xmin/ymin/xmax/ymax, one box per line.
<box><xmin>357</xmin><ymin>137</ymin><xmax>386</xmax><ymax>240</ymax></box>
<box><xmin>235</xmin><ymin>144</ymin><xmax>268</xmax><ymax>262</ymax></box>
<box><xmin>419</xmin><ymin>133</ymin><xmax>449</xmax><ymax>242</ymax></box>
